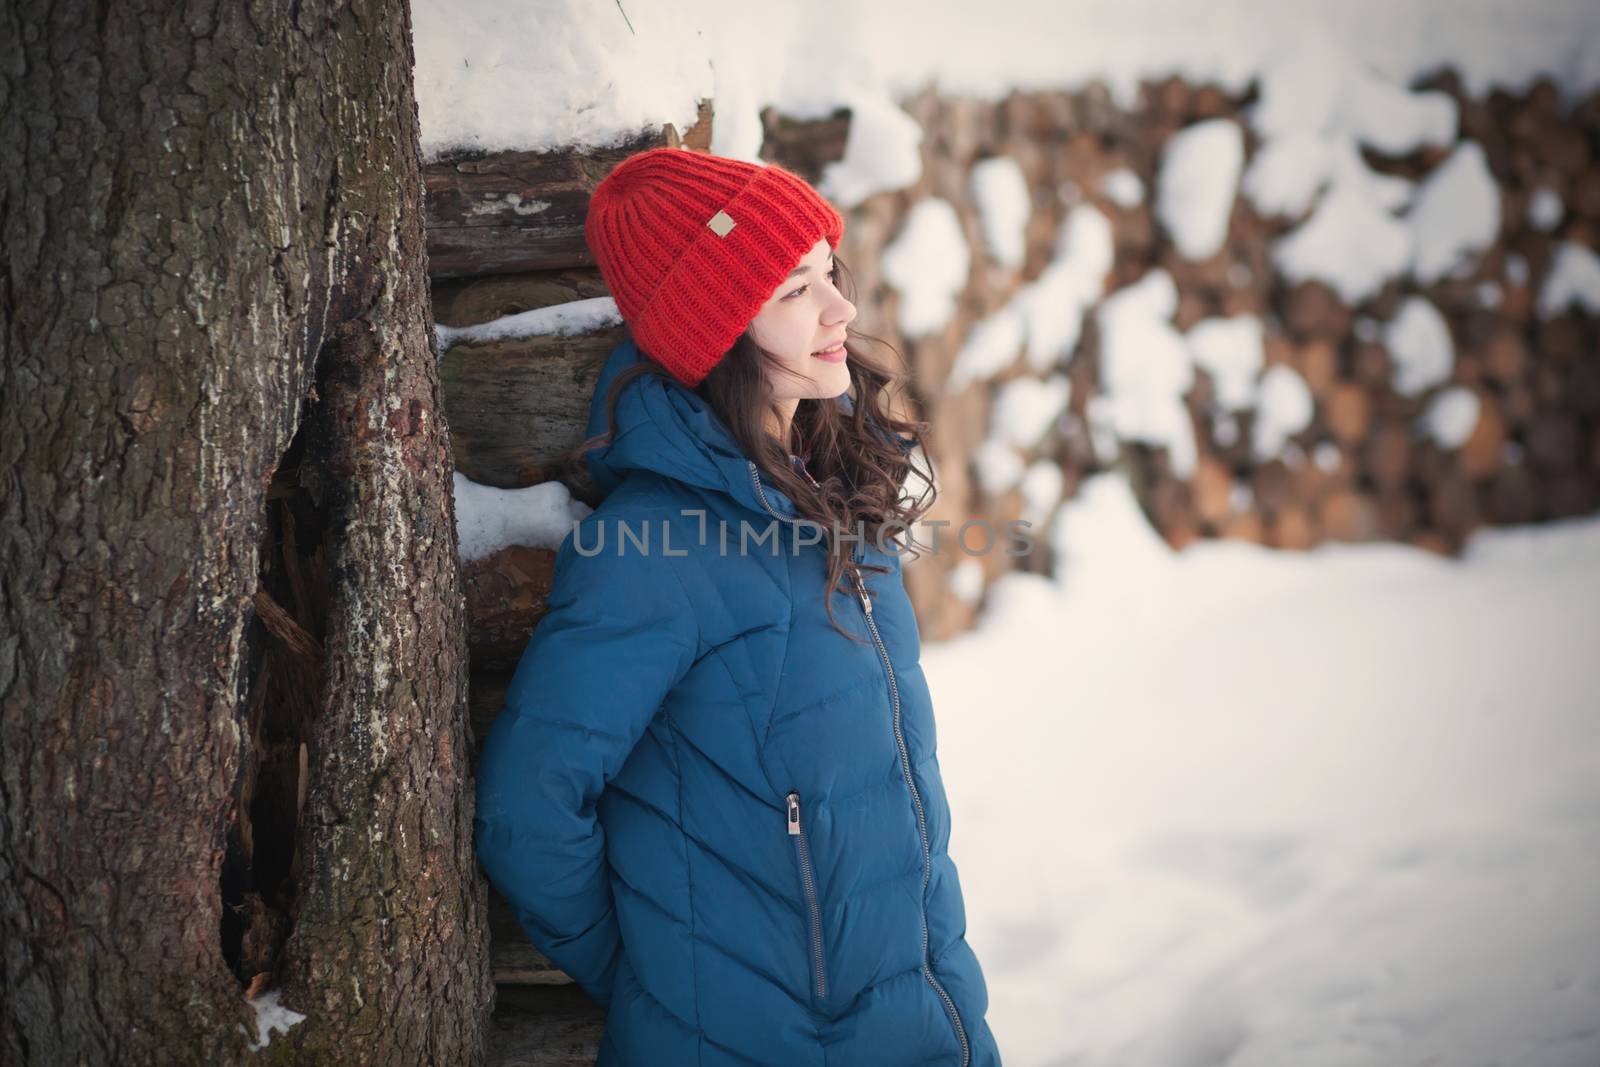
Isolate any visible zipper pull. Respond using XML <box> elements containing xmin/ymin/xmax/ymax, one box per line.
<box><xmin>853</xmin><ymin>572</ymin><xmax>872</xmax><ymax>614</ymax></box>
<box><xmin>786</xmin><ymin>792</ymin><xmax>801</xmax><ymax>835</ymax></box>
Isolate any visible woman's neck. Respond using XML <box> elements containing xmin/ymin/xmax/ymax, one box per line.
<box><xmin>766</xmin><ymin>398</ymin><xmax>800</xmax><ymax>448</ymax></box>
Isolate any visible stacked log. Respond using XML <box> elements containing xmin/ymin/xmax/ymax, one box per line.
<box><xmin>426</xmin><ymin>100</ymin><xmax>714</xmax><ymax>278</ymax></box>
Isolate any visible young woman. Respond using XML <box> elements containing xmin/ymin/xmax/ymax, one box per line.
<box><xmin>474</xmin><ymin>147</ymin><xmax>1002</xmax><ymax>1066</ymax></box>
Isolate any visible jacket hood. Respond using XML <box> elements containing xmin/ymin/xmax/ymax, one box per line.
<box><xmin>585</xmin><ymin>337</ymin><xmax>852</xmax><ymax>518</ymax></box>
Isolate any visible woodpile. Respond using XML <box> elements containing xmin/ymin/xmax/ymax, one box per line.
<box><xmin>1203</xmin><ymin>73</ymin><xmax>1600</xmax><ymax>555</ymax></box>
<box><xmin>934</xmin><ymin>74</ymin><xmax>1600</xmax><ymax>559</ymax></box>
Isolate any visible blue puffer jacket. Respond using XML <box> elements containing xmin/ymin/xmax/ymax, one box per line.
<box><xmin>474</xmin><ymin>338</ymin><xmax>1002</xmax><ymax>1066</ymax></box>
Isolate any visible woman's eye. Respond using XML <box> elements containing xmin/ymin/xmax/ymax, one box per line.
<box><xmin>784</xmin><ymin>262</ymin><xmax>838</xmax><ymax>301</ymax></box>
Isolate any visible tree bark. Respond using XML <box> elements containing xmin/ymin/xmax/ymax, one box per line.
<box><xmin>0</xmin><ymin>0</ymin><xmax>491</xmax><ymax>1063</ymax></box>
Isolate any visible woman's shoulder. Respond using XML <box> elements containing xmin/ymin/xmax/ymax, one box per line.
<box><xmin>556</xmin><ymin>472</ymin><xmax>725</xmax><ymax>582</ymax></box>
<box><xmin>550</xmin><ymin>501</ymin><xmax>699</xmax><ymax>624</ymax></box>
<box><xmin>574</xmin><ymin>471</ymin><xmax>717</xmax><ymax>540</ymax></box>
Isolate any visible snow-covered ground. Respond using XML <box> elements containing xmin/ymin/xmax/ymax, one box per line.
<box><xmin>925</xmin><ymin>474</ymin><xmax>1600</xmax><ymax>1066</ymax></box>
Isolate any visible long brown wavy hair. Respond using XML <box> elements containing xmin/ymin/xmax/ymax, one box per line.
<box><xmin>568</xmin><ymin>255</ymin><xmax>938</xmax><ymax>642</ymax></box>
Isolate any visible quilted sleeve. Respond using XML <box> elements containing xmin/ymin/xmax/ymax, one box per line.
<box><xmin>473</xmin><ymin>517</ymin><xmax>699</xmax><ymax>1010</ymax></box>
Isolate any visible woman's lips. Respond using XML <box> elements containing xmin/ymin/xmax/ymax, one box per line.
<box><xmin>812</xmin><ymin>342</ymin><xmax>847</xmax><ymax>363</ymax></box>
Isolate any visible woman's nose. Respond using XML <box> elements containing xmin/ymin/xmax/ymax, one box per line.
<box><xmin>827</xmin><ymin>291</ymin><xmax>856</xmax><ymax>328</ymax></box>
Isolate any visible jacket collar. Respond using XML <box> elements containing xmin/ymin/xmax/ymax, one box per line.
<box><xmin>584</xmin><ymin>337</ymin><xmax>858</xmax><ymax>518</ymax></box>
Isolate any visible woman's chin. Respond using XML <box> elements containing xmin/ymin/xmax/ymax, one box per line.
<box><xmin>817</xmin><ymin>377</ymin><xmax>851</xmax><ymax>399</ymax></box>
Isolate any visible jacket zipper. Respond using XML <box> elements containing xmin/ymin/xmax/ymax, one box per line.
<box><xmin>852</xmin><ymin>569</ymin><xmax>971</xmax><ymax>1067</ymax></box>
<box><xmin>786</xmin><ymin>792</ymin><xmax>828</xmax><ymax>999</ymax></box>
<box><xmin>747</xmin><ymin>458</ymin><xmax>865</xmax><ymax>600</ymax></box>
<box><xmin>750</xmin><ymin>461</ymin><xmax>971</xmax><ymax>1065</ymax></box>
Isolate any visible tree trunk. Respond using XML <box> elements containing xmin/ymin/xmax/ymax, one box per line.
<box><xmin>0</xmin><ymin>0</ymin><xmax>492</xmax><ymax>1063</ymax></box>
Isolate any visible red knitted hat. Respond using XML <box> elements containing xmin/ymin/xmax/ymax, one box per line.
<box><xmin>584</xmin><ymin>147</ymin><xmax>846</xmax><ymax>388</ymax></box>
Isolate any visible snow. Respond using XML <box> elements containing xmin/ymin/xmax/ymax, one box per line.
<box><xmin>1409</xmin><ymin>141</ymin><xmax>1501</xmax><ymax>284</ymax></box>
<box><xmin>1354</xmin><ymin>153</ymin><xmax>1419</xmax><ymax>215</ymax></box>
<box><xmin>1241</xmin><ymin>43</ymin><xmax>1482</xmax><ymax>304</ymax></box>
<box><xmin>973</xmin><ymin>439</ymin><xmax>1026</xmax><ymax>495</ymax></box>
<box><xmin>435</xmin><ymin>296</ymin><xmax>620</xmax><ymax>353</ymax></box>
<box><xmin>413</xmin><ymin>0</ymin><xmax>707</xmax><ymax>159</ymax></box>
<box><xmin>925</xmin><ymin>472</ymin><xmax>1600</xmax><ymax>1067</ymax></box>
<box><xmin>1094</xmin><ymin>270</ymin><xmax>1199</xmax><ymax>478</ymax></box>
<box><xmin>1247</xmin><ymin>44</ymin><xmax>1346</xmax><ymax>139</ymax></box>
<box><xmin>1527</xmin><ymin>186</ymin><xmax>1565</xmax><ymax>232</ymax></box>
<box><xmin>453</xmin><ymin>473</ymin><xmax>592</xmax><ymax>562</ymax></box>
<box><xmin>989</xmin><ymin>375</ymin><xmax>1072</xmax><ymax>450</ymax></box>
<box><xmin>1013</xmin><ymin>269</ymin><xmax>1085</xmax><ymax>377</ymax></box>
<box><xmin>1155</xmin><ymin>119</ymin><xmax>1244</xmax><ymax>261</ymax></box>
<box><xmin>1336</xmin><ymin>67</ymin><xmax>1459</xmax><ymax>156</ymax></box>
<box><xmin>241</xmin><ymin>990</ymin><xmax>306</xmax><ymax>1052</ymax></box>
<box><xmin>815</xmin><ymin>94</ymin><xmax>926</xmax><ymax>209</ymax></box>
<box><xmin>1084</xmin><ymin>393</ymin><xmax>1121</xmax><ymax>465</ymax></box>
<box><xmin>414</xmin><ymin>1</ymin><xmax>1600</xmax><ymax>164</ymax></box>
<box><xmin>1018</xmin><ymin>460</ymin><xmax>1065</xmax><ymax>528</ymax></box>
<box><xmin>952</xmin><ymin>206</ymin><xmax>1114</xmax><ymax>388</ymax></box>
<box><xmin>1272</xmin><ymin>175</ymin><xmax>1414</xmax><ymax>304</ymax></box>
<box><xmin>1241</xmin><ymin>133</ymin><xmax>1336</xmax><ymax>219</ymax></box>
<box><xmin>1537</xmin><ymin>241</ymin><xmax>1600</xmax><ymax>318</ymax></box>
<box><xmin>1186</xmin><ymin>316</ymin><xmax>1266</xmax><ymax>411</ymax></box>
<box><xmin>1421</xmin><ymin>386</ymin><xmax>1482</xmax><ymax>450</ymax></box>
<box><xmin>947</xmin><ymin>307</ymin><xmax>1027</xmax><ymax>393</ymax></box>
<box><xmin>1251</xmin><ymin>364</ymin><xmax>1315</xmax><ymax>460</ymax></box>
<box><xmin>1244</xmin><ymin>133</ymin><xmax>1415</xmax><ymax>223</ymax></box>
<box><xmin>970</xmin><ymin>156</ymin><xmax>1032</xmax><ymax>271</ymax></box>
<box><xmin>1385</xmin><ymin>296</ymin><xmax>1456</xmax><ymax>397</ymax></box>
<box><xmin>1017</xmin><ymin>206</ymin><xmax>1115</xmax><ymax>373</ymax></box>
<box><xmin>1055</xmin><ymin>206</ymin><xmax>1116</xmax><ymax>286</ymax></box>
<box><xmin>1100</xmin><ymin>167</ymin><xmax>1145</xmax><ymax>209</ymax></box>
<box><xmin>947</xmin><ymin>558</ymin><xmax>986</xmax><ymax>605</ymax></box>
<box><xmin>881</xmin><ymin>198</ymin><xmax>971</xmax><ymax>339</ymax></box>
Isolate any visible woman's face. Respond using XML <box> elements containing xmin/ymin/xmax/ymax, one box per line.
<box><xmin>747</xmin><ymin>238</ymin><xmax>857</xmax><ymax>410</ymax></box>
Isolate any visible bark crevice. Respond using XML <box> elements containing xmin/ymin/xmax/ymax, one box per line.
<box><xmin>222</xmin><ymin>424</ymin><xmax>329</xmax><ymax>992</ymax></box>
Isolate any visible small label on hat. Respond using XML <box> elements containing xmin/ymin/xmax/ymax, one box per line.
<box><xmin>707</xmin><ymin>210</ymin><xmax>736</xmax><ymax>237</ymax></box>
